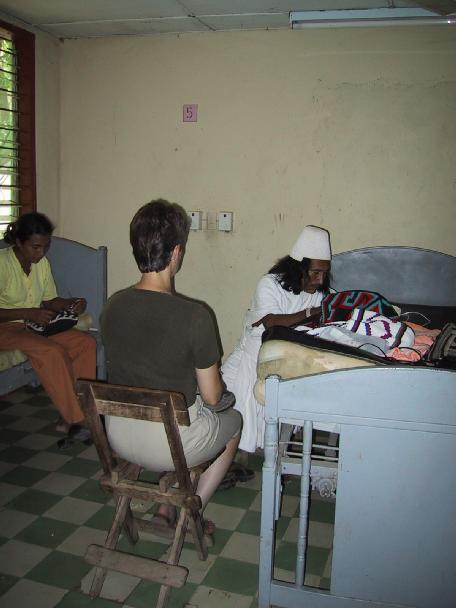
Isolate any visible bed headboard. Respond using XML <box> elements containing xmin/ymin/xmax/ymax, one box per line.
<box><xmin>0</xmin><ymin>236</ymin><xmax>107</xmax><ymax>329</ymax></box>
<box><xmin>331</xmin><ymin>246</ymin><xmax>456</xmax><ymax>307</ymax></box>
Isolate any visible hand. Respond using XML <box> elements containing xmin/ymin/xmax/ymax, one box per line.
<box><xmin>252</xmin><ymin>314</ymin><xmax>270</xmax><ymax>328</ymax></box>
<box><xmin>27</xmin><ymin>308</ymin><xmax>56</xmax><ymax>325</ymax></box>
<box><xmin>67</xmin><ymin>298</ymin><xmax>86</xmax><ymax>314</ymax></box>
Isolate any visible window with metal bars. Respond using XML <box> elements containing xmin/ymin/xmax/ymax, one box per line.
<box><xmin>0</xmin><ymin>22</ymin><xmax>35</xmax><ymax>233</ymax></box>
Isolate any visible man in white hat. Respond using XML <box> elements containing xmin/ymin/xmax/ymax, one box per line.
<box><xmin>221</xmin><ymin>225</ymin><xmax>331</xmax><ymax>458</ymax></box>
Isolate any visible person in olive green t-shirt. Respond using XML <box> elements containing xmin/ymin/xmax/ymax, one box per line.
<box><xmin>101</xmin><ymin>199</ymin><xmax>241</xmax><ymax>535</ymax></box>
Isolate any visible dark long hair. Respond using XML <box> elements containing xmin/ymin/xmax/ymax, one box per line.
<box><xmin>130</xmin><ymin>199</ymin><xmax>190</xmax><ymax>273</ymax></box>
<box><xmin>268</xmin><ymin>256</ymin><xmax>312</xmax><ymax>295</ymax></box>
<box><xmin>3</xmin><ymin>212</ymin><xmax>54</xmax><ymax>245</ymax></box>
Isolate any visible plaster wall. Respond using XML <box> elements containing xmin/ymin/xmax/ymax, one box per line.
<box><xmin>35</xmin><ymin>33</ymin><xmax>60</xmax><ymax>226</ymax></box>
<box><xmin>59</xmin><ymin>27</ymin><xmax>456</xmax><ymax>354</ymax></box>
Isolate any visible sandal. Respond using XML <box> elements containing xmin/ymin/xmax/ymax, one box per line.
<box><xmin>218</xmin><ymin>470</ymin><xmax>237</xmax><ymax>491</ymax></box>
<box><xmin>229</xmin><ymin>462</ymin><xmax>255</xmax><ymax>483</ymax></box>
<box><xmin>55</xmin><ymin>417</ymin><xmax>70</xmax><ymax>434</ymax></box>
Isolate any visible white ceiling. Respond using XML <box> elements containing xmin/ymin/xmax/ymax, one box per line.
<box><xmin>0</xmin><ymin>0</ymin><xmax>454</xmax><ymax>38</ymax></box>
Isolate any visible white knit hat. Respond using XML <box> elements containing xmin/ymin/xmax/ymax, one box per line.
<box><xmin>289</xmin><ymin>225</ymin><xmax>331</xmax><ymax>262</ymax></box>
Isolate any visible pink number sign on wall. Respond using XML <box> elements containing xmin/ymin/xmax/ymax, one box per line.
<box><xmin>183</xmin><ymin>104</ymin><xmax>198</xmax><ymax>122</ymax></box>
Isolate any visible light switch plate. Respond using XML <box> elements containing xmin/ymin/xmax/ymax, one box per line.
<box><xmin>188</xmin><ymin>211</ymin><xmax>202</xmax><ymax>230</ymax></box>
<box><xmin>218</xmin><ymin>212</ymin><xmax>233</xmax><ymax>232</ymax></box>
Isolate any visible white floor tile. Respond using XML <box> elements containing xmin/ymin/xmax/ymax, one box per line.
<box><xmin>33</xmin><ymin>472</ymin><xmax>86</xmax><ymax>496</ymax></box>
<box><xmin>57</xmin><ymin>526</ymin><xmax>107</xmax><ymax>556</ymax></box>
<box><xmin>188</xmin><ymin>585</ymin><xmax>253</xmax><ymax>608</ymax></box>
<box><xmin>44</xmin><ymin>496</ymin><xmax>102</xmax><ymax>525</ymax></box>
<box><xmin>23</xmin><ymin>452</ymin><xmax>72</xmax><ymax>472</ymax></box>
<box><xmin>220</xmin><ymin>532</ymin><xmax>260</xmax><ymax>565</ymax></box>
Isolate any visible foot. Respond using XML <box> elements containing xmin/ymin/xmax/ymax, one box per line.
<box><xmin>57</xmin><ymin>424</ymin><xmax>92</xmax><ymax>450</ymax></box>
<box><xmin>55</xmin><ymin>417</ymin><xmax>70</xmax><ymax>434</ymax></box>
<box><xmin>218</xmin><ymin>470</ymin><xmax>237</xmax><ymax>491</ymax></box>
<box><xmin>68</xmin><ymin>424</ymin><xmax>91</xmax><ymax>442</ymax></box>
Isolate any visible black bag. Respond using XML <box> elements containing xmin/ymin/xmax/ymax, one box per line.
<box><xmin>26</xmin><ymin>310</ymin><xmax>78</xmax><ymax>337</ymax></box>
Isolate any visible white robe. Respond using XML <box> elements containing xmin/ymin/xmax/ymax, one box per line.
<box><xmin>221</xmin><ymin>274</ymin><xmax>324</xmax><ymax>452</ymax></box>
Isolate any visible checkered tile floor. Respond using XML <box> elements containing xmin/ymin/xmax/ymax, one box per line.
<box><xmin>0</xmin><ymin>388</ymin><xmax>334</xmax><ymax>607</ymax></box>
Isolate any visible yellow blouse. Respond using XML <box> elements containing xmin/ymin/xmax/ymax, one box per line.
<box><xmin>0</xmin><ymin>246</ymin><xmax>57</xmax><ymax>310</ymax></box>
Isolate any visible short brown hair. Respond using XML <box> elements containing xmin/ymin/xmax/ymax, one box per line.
<box><xmin>130</xmin><ymin>199</ymin><xmax>190</xmax><ymax>273</ymax></box>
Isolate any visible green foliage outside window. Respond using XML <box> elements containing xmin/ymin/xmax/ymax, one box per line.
<box><xmin>0</xmin><ymin>33</ymin><xmax>17</xmax><ymax>230</ymax></box>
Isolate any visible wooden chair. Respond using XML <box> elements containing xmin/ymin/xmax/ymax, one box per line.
<box><xmin>75</xmin><ymin>379</ymin><xmax>211</xmax><ymax>608</ymax></box>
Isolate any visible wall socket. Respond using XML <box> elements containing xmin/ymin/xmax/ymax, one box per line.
<box><xmin>188</xmin><ymin>211</ymin><xmax>202</xmax><ymax>231</ymax></box>
<box><xmin>218</xmin><ymin>211</ymin><xmax>234</xmax><ymax>232</ymax></box>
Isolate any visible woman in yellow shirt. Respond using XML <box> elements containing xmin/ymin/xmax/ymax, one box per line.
<box><xmin>0</xmin><ymin>212</ymin><xmax>96</xmax><ymax>441</ymax></box>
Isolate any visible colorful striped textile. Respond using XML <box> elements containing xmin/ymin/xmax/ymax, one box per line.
<box><xmin>322</xmin><ymin>290</ymin><xmax>397</xmax><ymax>323</ymax></box>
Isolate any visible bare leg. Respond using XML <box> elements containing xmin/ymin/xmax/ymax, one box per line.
<box><xmin>196</xmin><ymin>431</ymin><xmax>240</xmax><ymax>509</ymax></box>
<box><xmin>156</xmin><ymin>431</ymin><xmax>241</xmax><ymax>520</ymax></box>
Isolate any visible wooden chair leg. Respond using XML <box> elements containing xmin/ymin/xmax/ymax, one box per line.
<box><xmin>89</xmin><ymin>494</ymin><xmax>132</xmax><ymax>597</ymax></box>
<box><xmin>156</xmin><ymin>506</ymin><xmax>189</xmax><ymax>608</ymax></box>
<box><xmin>123</xmin><ymin>504</ymin><xmax>139</xmax><ymax>545</ymax></box>
<box><xmin>186</xmin><ymin>470</ymin><xmax>208</xmax><ymax>561</ymax></box>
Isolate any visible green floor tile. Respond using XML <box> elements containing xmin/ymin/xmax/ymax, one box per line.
<box><xmin>16</xmin><ymin>516</ymin><xmax>77</xmax><ymax>548</ymax></box>
<box><xmin>275</xmin><ymin>542</ymin><xmax>330</xmax><ymax>578</ymax></box>
<box><xmin>127</xmin><ymin>578</ymin><xmax>197</xmax><ymax>608</ymax></box>
<box><xmin>306</xmin><ymin>545</ymin><xmax>331</xmax><ymax>576</ymax></box>
<box><xmin>46</xmin><ymin>440</ymin><xmax>89</xmax><ymax>457</ymax></box>
<box><xmin>274</xmin><ymin>541</ymin><xmax>297</xmax><ymax>571</ymax></box>
<box><xmin>237</xmin><ymin>510</ymin><xmax>261</xmax><ymax>536</ymax></box>
<box><xmin>0</xmin><ymin>573</ymin><xmax>18</xmax><ymax>596</ymax></box>
<box><xmin>275</xmin><ymin>515</ymin><xmax>291</xmax><ymax>539</ymax></box>
<box><xmin>84</xmin><ymin>505</ymin><xmax>116</xmax><ymax>531</ymax></box>
<box><xmin>1</xmin><ymin>465</ymin><xmax>49</xmax><ymax>487</ymax></box>
<box><xmin>7</xmin><ymin>488</ymin><xmax>62</xmax><ymax>514</ymax></box>
<box><xmin>56</xmin><ymin>590</ymin><xmax>121</xmax><ymax>607</ymax></box>
<box><xmin>33</xmin><ymin>408</ymin><xmax>62</xmax><ymax>421</ymax></box>
<box><xmin>211</xmin><ymin>485</ymin><xmax>257</xmax><ymax>509</ymax></box>
<box><xmin>0</xmin><ymin>427</ymin><xmax>26</xmax><ymax>444</ymax></box>
<box><xmin>282</xmin><ymin>478</ymin><xmax>301</xmax><ymax>496</ymax></box>
<box><xmin>0</xmin><ymin>445</ymin><xmax>36</xmax><ymax>464</ymax></box>
<box><xmin>236</xmin><ymin>510</ymin><xmax>290</xmax><ymax>540</ymax></box>
<box><xmin>182</xmin><ymin>525</ymin><xmax>233</xmax><ymax>555</ymax></box>
<box><xmin>59</xmin><ymin>458</ymin><xmax>101</xmax><ymax>478</ymax></box>
<box><xmin>207</xmin><ymin>526</ymin><xmax>233</xmax><ymax>555</ymax></box>
<box><xmin>202</xmin><ymin>557</ymin><xmax>258</xmax><ymax>596</ymax></box>
<box><xmin>27</xmin><ymin>550</ymin><xmax>91</xmax><ymax>589</ymax></box>
<box><xmin>117</xmin><ymin>536</ymin><xmax>167</xmax><ymax>560</ymax></box>
<box><xmin>320</xmin><ymin>576</ymin><xmax>331</xmax><ymax>590</ymax></box>
<box><xmin>247</xmin><ymin>454</ymin><xmax>263</xmax><ymax>472</ymax></box>
<box><xmin>309</xmin><ymin>499</ymin><xmax>335</xmax><ymax>524</ymax></box>
<box><xmin>36</xmin><ymin>423</ymin><xmax>61</xmax><ymax>437</ymax></box>
<box><xmin>70</xmin><ymin>479</ymin><xmax>110</xmax><ymax>504</ymax></box>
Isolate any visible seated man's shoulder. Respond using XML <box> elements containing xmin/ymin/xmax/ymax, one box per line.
<box><xmin>174</xmin><ymin>293</ymin><xmax>216</xmax><ymax>321</ymax></box>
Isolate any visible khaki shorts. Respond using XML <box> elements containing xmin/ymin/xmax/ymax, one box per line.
<box><xmin>106</xmin><ymin>395</ymin><xmax>241</xmax><ymax>472</ymax></box>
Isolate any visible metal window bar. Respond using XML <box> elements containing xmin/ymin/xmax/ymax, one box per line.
<box><xmin>0</xmin><ymin>34</ymin><xmax>19</xmax><ymax>226</ymax></box>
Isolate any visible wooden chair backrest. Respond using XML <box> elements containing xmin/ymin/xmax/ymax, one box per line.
<box><xmin>76</xmin><ymin>380</ymin><xmax>193</xmax><ymax>493</ymax></box>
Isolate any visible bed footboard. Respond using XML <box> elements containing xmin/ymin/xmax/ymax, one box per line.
<box><xmin>259</xmin><ymin>366</ymin><xmax>456</xmax><ymax>608</ymax></box>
